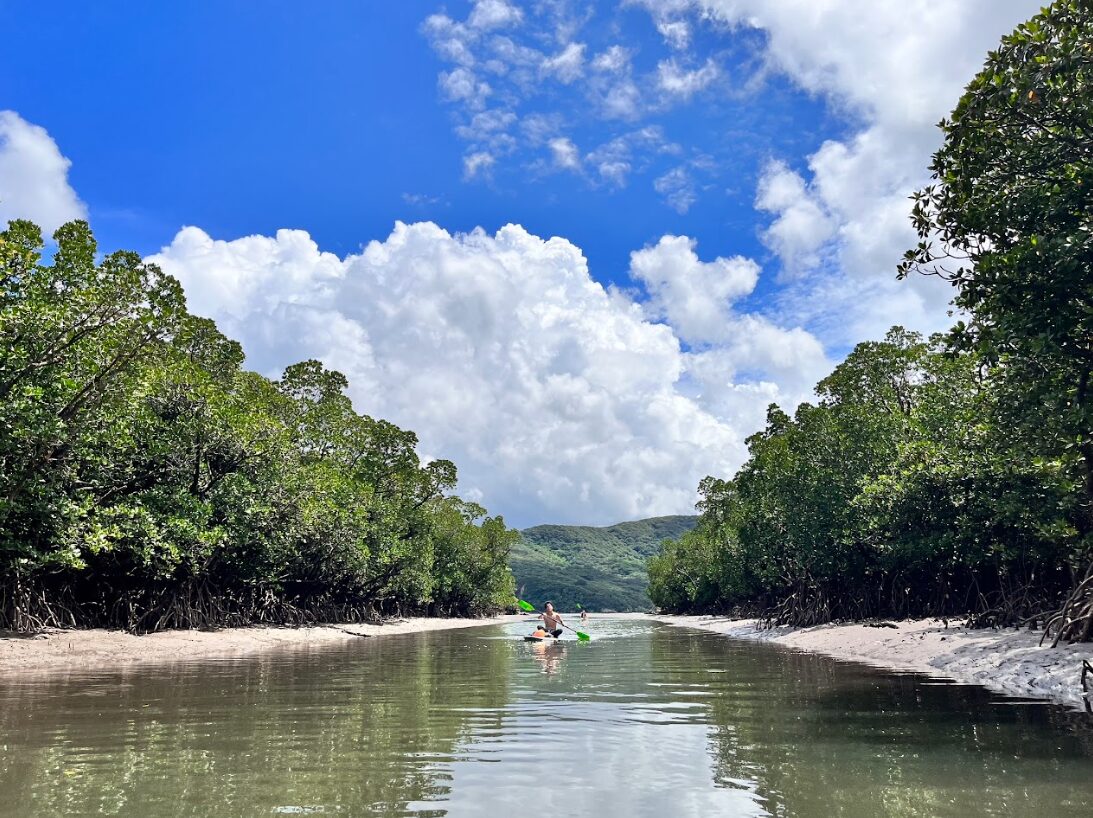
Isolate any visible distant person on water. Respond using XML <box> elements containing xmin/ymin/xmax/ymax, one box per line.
<box><xmin>580</xmin><ymin>609</ymin><xmax>588</xmax><ymax>624</ymax></box>
<box><xmin>538</xmin><ymin>602</ymin><xmax>564</xmax><ymax>638</ymax></box>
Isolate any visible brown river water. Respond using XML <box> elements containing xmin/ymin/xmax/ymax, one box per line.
<box><xmin>1</xmin><ymin>617</ymin><xmax>1092</xmax><ymax>817</ymax></box>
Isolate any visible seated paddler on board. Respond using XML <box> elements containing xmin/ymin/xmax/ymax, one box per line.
<box><xmin>538</xmin><ymin>601</ymin><xmax>564</xmax><ymax>638</ymax></box>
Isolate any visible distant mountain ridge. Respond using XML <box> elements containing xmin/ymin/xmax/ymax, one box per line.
<box><xmin>510</xmin><ymin>515</ymin><xmax>698</xmax><ymax>612</ymax></box>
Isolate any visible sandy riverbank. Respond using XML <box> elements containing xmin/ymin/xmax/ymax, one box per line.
<box><xmin>655</xmin><ymin>615</ymin><xmax>1093</xmax><ymax>711</ymax></box>
<box><xmin>0</xmin><ymin>615</ymin><xmax>523</xmax><ymax>674</ymax></box>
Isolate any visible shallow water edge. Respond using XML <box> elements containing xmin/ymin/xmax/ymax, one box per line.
<box><xmin>655</xmin><ymin>614</ymin><xmax>1093</xmax><ymax>711</ymax></box>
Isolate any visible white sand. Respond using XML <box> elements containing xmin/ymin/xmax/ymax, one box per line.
<box><xmin>656</xmin><ymin>615</ymin><xmax>1093</xmax><ymax>710</ymax></box>
<box><xmin>0</xmin><ymin>615</ymin><xmax>523</xmax><ymax>674</ymax></box>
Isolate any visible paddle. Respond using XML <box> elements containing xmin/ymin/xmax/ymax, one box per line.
<box><xmin>515</xmin><ymin>597</ymin><xmax>591</xmax><ymax>641</ymax></box>
<box><xmin>564</xmin><ymin>623</ymin><xmax>591</xmax><ymax>642</ymax></box>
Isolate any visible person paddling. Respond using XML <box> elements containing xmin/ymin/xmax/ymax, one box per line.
<box><xmin>538</xmin><ymin>602</ymin><xmax>564</xmax><ymax>638</ymax></box>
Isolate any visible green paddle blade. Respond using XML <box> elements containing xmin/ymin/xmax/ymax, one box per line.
<box><xmin>562</xmin><ymin>623</ymin><xmax>591</xmax><ymax>641</ymax></box>
<box><xmin>515</xmin><ymin>598</ymin><xmax>536</xmax><ymax>612</ymax></box>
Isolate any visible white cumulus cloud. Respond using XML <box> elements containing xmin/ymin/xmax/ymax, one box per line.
<box><xmin>631</xmin><ymin>235</ymin><xmax>759</xmax><ymax>345</ymax></box>
<box><xmin>657</xmin><ymin>20</ymin><xmax>691</xmax><ymax>50</ymax></box>
<box><xmin>541</xmin><ymin>42</ymin><xmax>586</xmax><ymax>84</ymax></box>
<box><xmin>630</xmin><ymin>235</ymin><xmax>831</xmax><ymax>409</ymax></box>
<box><xmin>653</xmin><ymin>166</ymin><xmax>697</xmax><ymax>213</ymax></box>
<box><xmin>439</xmin><ymin>67</ymin><xmax>492</xmax><ymax>110</ymax></box>
<box><xmin>468</xmin><ymin>0</ymin><xmax>523</xmax><ymax>31</ymax></box>
<box><xmin>681</xmin><ymin>0</ymin><xmax>1043</xmax><ymax>343</ymax></box>
<box><xmin>656</xmin><ymin>58</ymin><xmax>720</xmax><ymax>99</ymax></box>
<box><xmin>149</xmin><ymin>223</ymin><xmax>823</xmax><ymax>527</ymax></box>
<box><xmin>0</xmin><ymin>111</ymin><xmax>87</xmax><ymax>234</ymax></box>
<box><xmin>549</xmin><ymin>137</ymin><xmax>582</xmax><ymax>171</ymax></box>
<box><xmin>755</xmin><ymin>160</ymin><xmax>835</xmax><ymax>276</ymax></box>
<box><xmin>591</xmin><ymin>45</ymin><xmax>631</xmax><ymax>73</ymax></box>
<box><xmin>463</xmin><ymin>151</ymin><xmax>496</xmax><ymax>179</ymax></box>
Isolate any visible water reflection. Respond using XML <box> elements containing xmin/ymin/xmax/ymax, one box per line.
<box><xmin>653</xmin><ymin>627</ymin><xmax>1093</xmax><ymax>817</ymax></box>
<box><xmin>0</xmin><ymin>633</ymin><xmax>513</xmax><ymax>816</ymax></box>
<box><xmin>528</xmin><ymin>640</ymin><xmax>566</xmax><ymax>675</ymax></box>
<box><xmin>0</xmin><ymin>619</ymin><xmax>1091</xmax><ymax>817</ymax></box>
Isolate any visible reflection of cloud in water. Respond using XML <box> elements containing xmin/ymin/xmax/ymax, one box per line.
<box><xmin>437</xmin><ymin>712</ymin><xmax>764</xmax><ymax>816</ymax></box>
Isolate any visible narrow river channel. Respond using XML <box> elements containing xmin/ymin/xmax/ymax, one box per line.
<box><xmin>2</xmin><ymin>618</ymin><xmax>1091</xmax><ymax>816</ymax></box>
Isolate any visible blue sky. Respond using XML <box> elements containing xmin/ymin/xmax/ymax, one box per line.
<box><xmin>0</xmin><ymin>0</ymin><xmax>1041</xmax><ymax>526</ymax></box>
<box><xmin>0</xmin><ymin>1</ymin><xmax>838</xmax><ymax>287</ymax></box>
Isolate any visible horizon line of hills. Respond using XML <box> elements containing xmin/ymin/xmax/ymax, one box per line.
<box><xmin>510</xmin><ymin>514</ymin><xmax>697</xmax><ymax>612</ymax></box>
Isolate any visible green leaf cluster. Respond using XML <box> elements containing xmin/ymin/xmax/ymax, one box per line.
<box><xmin>651</xmin><ymin>3</ymin><xmax>1093</xmax><ymax>639</ymax></box>
<box><xmin>0</xmin><ymin>220</ymin><xmax>516</xmax><ymax>631</ymax></box>
<box><xmin>649</xmin><ymin>330</ymin><xmax>1077</xmax><ymax>625</ymax></box>
<box><xmin>899</xmin><ymin>1</ymin><xmax>1093</xmax><ymax>640</ymax></box>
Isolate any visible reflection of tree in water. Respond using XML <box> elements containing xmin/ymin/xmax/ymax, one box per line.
<box><xmin>0</xmin><ymin>629</ymin><xmax>513</xmax><ymax>816</ymax></box>
<box><xmin>650</xmin><ymin>629</ymin><xmax>1093</xmax><ymax>817</ymax></box>
<box><xmin>5</xmin><ymin>625</ymin><xmax>1093</xmax><ymax>816</ymax></box>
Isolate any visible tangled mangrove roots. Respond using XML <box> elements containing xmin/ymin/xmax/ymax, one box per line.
<box><xmin>747</xmin><ymin>569</ymin><xmax>1071</xmax><ymax>635</ymax></box>
<box><xmin>1043</xmin><ymin>560</ymin><xmax>1093</xmax><ymax>646</ymax></box>
<box><xmin>761</xmin><ymin>586</ymin><xmax>832</xmax><ymax>629</ymax></box>
<box><xmin>0</xmin><ymin>574</ymin><xmax>432</xmax><ymax>635</ymax></box>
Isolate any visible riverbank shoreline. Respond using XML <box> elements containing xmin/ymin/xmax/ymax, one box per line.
<box><xmin>655</xmin><ymin>614</ymin><xmax>1093</xmax><ymax>711</ymax></box>
<box><xmin>0</xmin><ymin>615</ymin><xmax>524</xmax><ymax>674</ymax></box>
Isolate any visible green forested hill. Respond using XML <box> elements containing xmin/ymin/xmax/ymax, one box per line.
<box><xmin>511</xmin><ymin>516</ymin><xmax>698</xmax><ymax>611</ymax></box>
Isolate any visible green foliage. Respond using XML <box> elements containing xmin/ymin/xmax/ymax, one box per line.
<box><xmin>901</xmin><ymin>0</ymin><xmax>1093</xmax><ymax>516</ymax></box>
<box><xmin>647</xmin><ymin>517</ymin><xmax>741</xmax><ymax>613</ymax></box>
<box><xmin>900</xmin><ymin>1</ymin><xmax>1093</xmax><ymax>641</ymax></box>
<box><xmin>0</xmin><ymin>220</ymin><xmax>515</xmax><ymax>632</ymax></box>
<box><xmin>512</xmin><ymin>515</ymin><xmax>697</xmax><ymax>611</ymax></box>
<box><xmin>651</xmin><ymin>4</ymin><xmax>1093</xmax><ymax>641</ymax></box>
<box><xmin>649</xmin><ymin>330</ymin><xmax>1076</xmax><ymax>626</ymax></box>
